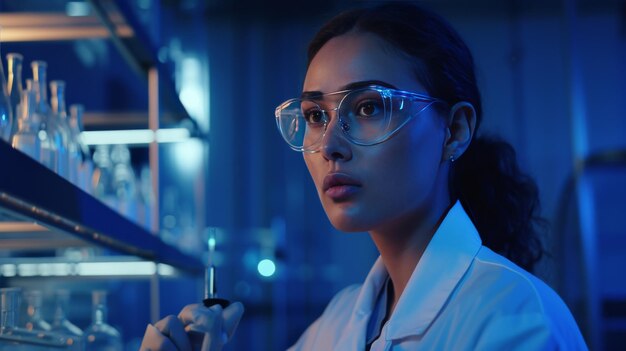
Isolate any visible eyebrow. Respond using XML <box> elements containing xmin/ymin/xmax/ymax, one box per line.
<box><xmin>300</xmin><ymin>80</ymin><xmax>398</xmax><ymax>99</ymax></box>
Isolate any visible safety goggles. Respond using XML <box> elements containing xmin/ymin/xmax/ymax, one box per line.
<box><xmin>275</xmin><ymin>85</ymin><xmax>444</xmax><ymax>153</ymax></box>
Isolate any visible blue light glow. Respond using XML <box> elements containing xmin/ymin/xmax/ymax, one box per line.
<box><xmin>208</xmin><ymin>237</ymin><xmax>216</xmax><ymax>251</ymax></box>
<box><xmin>66</xmin><ymin>2</ymin><xmax>90</xmax><ymax>16</ymax></box>
<box><xmin>257</xmin><ymin>259</ymin><xmax>276</xmax><ymax>277</ymax></box>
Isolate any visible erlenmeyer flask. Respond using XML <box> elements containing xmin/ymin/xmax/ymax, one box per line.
<box><xmin>50</xmin><ymin>290</ymin><xmax>83</xmax><ymax>350</ymax></box>
<box><xmin>22</xmin><ymin>290</ymin><xmax>51</xmax><ymax>332</ymax></box>
<box><xmin>31</xmin><ymin>60</ymin><xmax>63</xmax><ymax>174</ymax></box>
<box><xmin>6</xmin><ymin>52</ymin><xmax>23</xmax><ymax>138</ymax></box>
<box><xmin>83</xmin><ymin>291</ymin><xmax>122</xmax><ymax>351</ymax></box>
<box><xmin>50</xmin><ymin>80</ymin><xmax>78</xmax><ymax>183</ymax></box>
<box><xmin>0</xmin><ymin>39</ymin><xmax>13</xmax><ymax>142</ymax></box>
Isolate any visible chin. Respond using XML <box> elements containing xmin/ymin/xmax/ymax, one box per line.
<box><xmin>327</xmin><ymin>212</ymin><xmax>371</xmax><ymax>233</ymax></box>
<box><xmin>322</xmin><ymin>198</ymin><xmax>376</xmax><ymax>232</ymax></box>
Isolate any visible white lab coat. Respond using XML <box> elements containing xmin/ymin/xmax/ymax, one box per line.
<box><xmin>288</xmin><ymin>201</ymin><xmax>588</xmax><ymax>350</ymax></box>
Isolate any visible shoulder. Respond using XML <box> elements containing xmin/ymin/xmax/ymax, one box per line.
<box><xmin>325</xmin><ymin>284</ymin><xmax>361</xmax><ymax>310</ymax></box>
<box><xmin>312</xmin><ymin>283</ymin><xmax>361</xmax><ymax>329</ymax></box>
<box><xmin>469</xmin><ymin>247</ymin><xmax>565</xmax><ymax>314</ymax></box>
<box><xmin>453</xmin><ymin>246</ymin><xmax>588</xmax><ymax>349</ymax></box>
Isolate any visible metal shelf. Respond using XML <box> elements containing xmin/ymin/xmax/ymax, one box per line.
<box><xmin>0</xmin><ymin>140</ymin><xmax>204</xmax><ymax>274</ymax></box>
<box><xmin>0</xmin><ymin>12</ymin><xmax>132</xmax><ymax>42</ymax></box>
<box><xmin>0</xmin><ymin>0</ymin><xmax>205</xmax><ymax>331</ymax></box>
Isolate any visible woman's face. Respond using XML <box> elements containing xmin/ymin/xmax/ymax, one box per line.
<box><xmin>303</xmin><ymin>32</ymin><xmax>449</xmax><ymax>233</ymax></box>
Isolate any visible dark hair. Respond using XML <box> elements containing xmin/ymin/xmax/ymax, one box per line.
<box><xmin>307</xmin><ymin>2</ymin><xmax>545</xmax><ymax>272</ymax></box>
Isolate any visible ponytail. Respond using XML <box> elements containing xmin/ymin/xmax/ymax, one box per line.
<box><xmin>453</xmin><ymin>136</ymin><xmax>546</xmax><ymax>272</ymax></box>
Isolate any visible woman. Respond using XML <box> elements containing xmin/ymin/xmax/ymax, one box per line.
<box><xmin>141</xmin><ymin>2</ymin><xmax>587</xmax><ymax>350</ymax></box>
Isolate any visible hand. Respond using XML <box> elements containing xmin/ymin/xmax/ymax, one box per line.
<box><xmin>139</xmin><ymin>302</ymin><xmax>244</xmax><ymax>351</ymax></box>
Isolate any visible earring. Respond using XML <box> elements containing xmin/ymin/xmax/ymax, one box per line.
<box><xmin>449</xmin><ymin>154</ymin><xmax>456</xmax><ymax>163</ymax></box>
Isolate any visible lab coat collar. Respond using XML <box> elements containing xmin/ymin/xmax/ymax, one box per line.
<box><xmin>386</xmin><ymin>200</ymin><xmax>482</xmax><ymax>340</ymax></box>
<box><xmin>335</xmin><ymin>253</ymin><xmax>388</xmax><ymax>349</ymax></box>
<box><xmin>345</xmin><ymin>201</ymin><xmax>482</xmax><ymax>345</ymax></box>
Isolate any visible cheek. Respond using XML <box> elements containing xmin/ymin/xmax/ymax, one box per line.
<box><xmin>303</xmin><ymin>154</ymin><xmax>323</xmax><ymax>190</ymax></box>
<box><xmin>370</xmin><ymin>120</ymin><xmax>445</xmax><ymax>200</ymax></box>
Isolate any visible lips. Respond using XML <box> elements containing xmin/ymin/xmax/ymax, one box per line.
<box><xmin>323</xmin><ymin>173</ymin><xmax>362</xmax><ymax>201</ymax></box>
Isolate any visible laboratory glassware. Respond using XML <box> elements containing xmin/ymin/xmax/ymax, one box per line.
<box><xmin>111</xmin><ymin>144</ymin><xmax>138</xmax><ymax>220</ymax></box>
<box><xmin>204</xmin><ymin>228</ymin><xmax>230</xmax><ymax>308</ymax></box>
<box><xmin>0</xmin><ymin>287</ymin><xmax>27</xmax><ymax>350</ymax></box>
<box><xmin>1</xmin><ymin>288</ymin><xmax>78</xmax><ymax>350</ymax></box>
<box><xmin>6</xmin><ymin>53</ymin><xmax>23</xmax><ymax>121</ymax></box>
<box><xmin>83</xmin><ymin>290</ymin><xmax>123</xmax><ymax>351</ymax></box>
<box><xmin>50</xmin><ymin>80</ymin><xmax>79</xmax><ymax>183</ymax></box>
<box><xmin>69</xmin><ymin>104</ymin><xmax>94</xmax><ymax>193</ymax></box>
<box><xmin>22</xmin><ymin>290</ymin><xmax>51</xmax><ymax>332</ymax></box>
<box><xmin>50</xmin><ymin>290</ymin><xmax>83</xmax><ymax>351</ymax></box>
<box><xmin>5</xmin><ymin>52</ymin><xmax>22</xmax><ymax>141</ymax></box>
<box><xmin>0</xmin><ymin>42</ymin><xmax>13</xmax><ymax>143</ymax></box>
<box><xmin>93</xmin><ymin>144</ymin><xmax>117</xmax><ymax>209</ymax></box>
<box><xmin>187</xmin><ymin>229</ymin><xmax>231</xmax><ymax>348</ymax></box>
<box><xmin>11</xmin><ymin>89</ymin><xmax>43</xmax><ymax>161</ymax></box>
<box><xmin>32</xmin><ymin>60</ymin><xmax>63</xmax><ymax>174</ymax></box>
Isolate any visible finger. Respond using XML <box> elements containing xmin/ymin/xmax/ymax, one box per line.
<box><xmin>139</xmin><ymin>324</ymin><xmax>179</xmax><ymax>351</ymax></box>
<box><xmin>183</xmin><ymin>311</ymin><xmax>223</xmax><ymax>335</ymax></box>
<box><xmin>222</xmin><ymin>302</ymin><xmax>245</xmax><ymax>340</ymax></box>
<box><xmin>177</xmin><ymin>303</ymin><xmax>201</xmax><ymax>326</ymax></box>
<box><xmin>179</xmin><ymin>304</ymin><xmax>223</xmax><ymax>333</ymax></box>
<box><xmin>178</xmin><ymin>303</ymin><xmax>219</xmax><ymax>326</ymax></box>
<box><xmin>153</xmin><ymin>315</ymin><xmax>192</xmax><ymax>351</ymax></box>
<box><xmin>183</xmin><ymin>305</ymin><xmax>224</xmax><ymax>350</ymax></box>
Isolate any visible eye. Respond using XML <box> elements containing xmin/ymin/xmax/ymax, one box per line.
<box><xmin>303</xmin><ymin>108</ymin><xmax>325</xmax><ymax>125</ymax></box>
<box><xmin>355</xmin><ymin>100</ymin><xmax>383</xmax><ymax>118</ymax></box>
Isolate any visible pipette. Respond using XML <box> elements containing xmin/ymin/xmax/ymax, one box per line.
<box><xmin>203</xmin><ymin>228</ymin><xmax>229</xmax><ymax>308</ymax></box>
<box><xmin>186</xmin><ymin>229</ymin><xmax>230</xmax><ymax>348</ymax></box>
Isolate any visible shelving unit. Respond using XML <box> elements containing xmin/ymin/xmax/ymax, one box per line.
<box><xmin>0</xmin><ymin>0</ymin><xmax>203</xmax><ymax>265</ymax></box>
<box><xmin>0</xmin><ymin>0</ymin><xmax>207</xmax><ymax>344</ymax></box>
<box><xmin>0</xmin><ymin>140</ymin><xmax>203</xmax><ymax>273</ymax></box>
<box><xmin>0</xmin><ymin>0</ymin><xmax>194</xmax><ymax>129</ymax></box>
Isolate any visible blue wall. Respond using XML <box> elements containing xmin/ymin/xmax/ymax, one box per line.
<box><xmin>181</xmin><ymin>2</ymin><xmax>626</xmax><ymax>350</ymax></box>
<box><xmin>3</xmin><ymin>0</ymin><xmax>624</xmax><ymax>349</ymax></box>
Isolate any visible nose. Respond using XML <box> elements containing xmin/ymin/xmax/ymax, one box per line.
<box><xmin>319</xmin><ymin>115</ymin><xmax>353</xmax><ymax>161</ymax></box>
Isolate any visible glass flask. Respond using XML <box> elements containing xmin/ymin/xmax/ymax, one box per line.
<box><xmin>32</xmin><ymin>60</ymin><xmax>63</xmax><ymax>174</ymax></box>
<box><xmin>50</xmin><ymin>80</ymin><xmax>79</xmax><ymax>183</ymax></box>
<box><xmin>83</xmin><ymin>291</ymin><xmax>122</xmax><ymax>351</ymax></box>
<box><xmin>138</xmin><ymin>165</ymin><xmax>154</xmax><ymax>230</ymax></box>
<box><xmin>1</xmin><ymin>288</ymin><xmax>79</xmax><ymax>351</ymax></box>
<box><xmin>0</xmin><ymin>42</ymin><xmax>13</xmax><ymax>143</ymax></box>
<box><xmin>50</xmin><ymin>290</ymin><xmax>83</xmax><ymax>350</ymax></box>
<box><xmin>22</xmin><ymin>290</ymin><xmax>51</xmax><ymax>332</ymax></box>
<box><xmin>6</xmin><ymin>52</ymin><xmax>23</xmax><ymax>138</ymax></box>
<box><xmin>93</xmin><ymin>144</ymin><xmax>119</xmax><ymax>210</ymax></box>
<box><xmin>111</xmin><ymin>144</ymin><xmax>138</xmax><ymax>220</ymax></box>
<box><xmin>69</xmin><ymin>104</ymin><xmax>94</xmax><ymax>193</ymax></box>
<box><xmin>0</xmin><ymin>288</ymin><xmax>20</xmax><ymax>334</ymax></box>
<box><xmin>11</xmin><ymin>89</ymin><xmax>43</xmax><ymax>161</ymax></box>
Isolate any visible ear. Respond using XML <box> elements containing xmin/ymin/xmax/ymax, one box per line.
<box><xmin>442</xmin><ymin>101</ymin><xmax>476</xmax><ymax>162</ymax></box>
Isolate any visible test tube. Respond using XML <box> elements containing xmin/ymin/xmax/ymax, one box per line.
<box><xmin>203</xmin><ymin>228</ymin><xmax>229</xmax><ymax>308</ymax></box>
